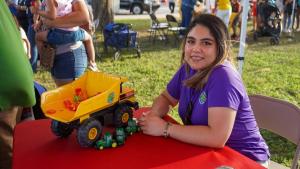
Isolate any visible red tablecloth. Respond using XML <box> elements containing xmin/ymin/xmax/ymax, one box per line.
<box><xmin>13</xmin><ymin>108</ymin><xmax>265</xmax><ymax>169</ymax></box>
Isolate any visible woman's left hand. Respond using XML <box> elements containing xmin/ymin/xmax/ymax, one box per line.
<box><xmin>138</xmin><ymin>113</ymin><xmax>167</xmax><ymax>136</ymax></box>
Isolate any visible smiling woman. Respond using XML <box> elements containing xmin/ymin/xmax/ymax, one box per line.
<box><xmin>137</xmin><ymin>14</ymin><xmax>270</xmax><ymax>168</ymax></box>
<box><xmin>184</xmin><ymin>25</ymin><xmax>217</xmax><ymax>71</ymax></box>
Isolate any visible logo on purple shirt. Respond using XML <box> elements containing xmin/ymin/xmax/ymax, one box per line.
<box><xmin>199</xmin><ymin>91</ymin><xmax>207</xmax><ymax>104</ymax></box>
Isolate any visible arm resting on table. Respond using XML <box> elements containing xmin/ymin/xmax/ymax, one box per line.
<box><xmin>150</xmin><ymin>90</ymin><xmax>178</xmax><ymax>117</ymax></box>
<box><xmin>168</xmin><ymin>107</ymin><xmax>237</xmax><ymax>148</ymax></box>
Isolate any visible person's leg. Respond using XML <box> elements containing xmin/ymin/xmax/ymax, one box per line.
<box><xmin>283</xmin><ymin>12</ymin><xmax>288</xmax><ymax>31</ymax></box>
<box><xmin>257</xmin><ymin>5</ymin><xmax>262</xmax><ymax>29</ymax></box>
<box><xmin>296</xmin><ymin>8</ymin><xmax>300</xmax><ymax>30</ymax></box>
<box><xmin>74</xmin><ymin>45</ymin><xmax>88</xmax><ymax>77</ymax></box>
<box><xmin>181</xmin><ymin>6</ymin><xmax>187</xmax><ymax>27</ymax></box>
<box><xmin>172</xmin><ymin>3</ymin><xmax>175</xmax><ymax>13</ymax></box>
<box><xmin>287</xmin><ymin>14</ymin><xmax>292</xmax><ymax>31</ymax></box>
<box><xmin>216</xmin><ymin>10</ymin><xmax>228</xmax><ymax>26</ymax></box>
<box><xmin>82</xmin><ymin>31</ymin><xmax>98</xmax><ymax>71</ymax></box>
<box><xmin>0</xmin><ymin>106</ymin><xmax>22</xmax><ymax>169</ymax></box>
<box><xmin>223</xmin><ymin>9</ymin><xmax>232</xmax><ymax>27</ymax></box>
<box><xmin>232</xmin><ymin>16</ymin><xmax>238</xmax><ymax>38</ymax></box>
<box><xmin>253</xmin><ymin>16</ymin><xmax>257</xmax><ymax>31</ymax></box>
<box><xmin>170</xmin><ymin>2</ymin><xmax>175</xmax><ymax>13</ymax></box>
<box><xmin>216</xmin><ymin>10</ymin><xmax>224</xmax><ymax>23</ymax></box>
<box><xmin>186</xmin><ymin>7</ymin><xmax>193</xmax><ymax>27</ymax></box>
<box><xmin>181</xmin><ymin>6</ymin><xmax>193</xmax><ymax>28</ymax></box>
<box><xmin>35</xmin><ymin>30</ymin><xmax>49</xmax><ymax>58</ymax></box>
<box><xmin>83</xmin><ymin>31</ymin><xmax>95</xmax><ymax>63</ymax></box>
<box><xmin>27</xmin><ymin>24</ymin><xmax>38</xmax><ymax>73</ymax></box>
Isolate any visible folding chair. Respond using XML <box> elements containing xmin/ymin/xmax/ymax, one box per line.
<box><xmin>249</xmin><ymin>94</ymin><xmax>300</xmax><ymax>169</ymax></box>
<box><xmin>148</xmin><ymin>13</ymin><xmax>169</xmax><ymax>44</ymax></box>
<box><xmin>166</xmin><ymin>14</ymin><xmax>186</xmax><ymax>45</ymax></box>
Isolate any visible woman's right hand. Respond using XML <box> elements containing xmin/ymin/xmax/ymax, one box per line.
<box><xmin>138</xmin><ymin>110</ymin><xmax>166</xmax><ymax>137</ymax></box>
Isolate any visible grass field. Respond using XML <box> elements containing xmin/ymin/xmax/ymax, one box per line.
<box><xmin>34</xmin><ymin>18</ymin><xmax>300</xmax><ymax>167</ymax></box>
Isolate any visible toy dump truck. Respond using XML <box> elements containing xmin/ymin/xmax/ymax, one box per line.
<box><xmin>41</xmin><ymin>71</ymin><xmax>139</xmax><ymax>147</ymax></box>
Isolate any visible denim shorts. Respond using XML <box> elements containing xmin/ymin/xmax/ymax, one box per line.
<box><xmin>51</xmin><ymin>45</ymin><xmax>87</xmax><ymax>80</ymax></box>
<box><xmin>47</xmin><ymin>28</ymin><xmax>85</xmax><ymax>45</ymax></box>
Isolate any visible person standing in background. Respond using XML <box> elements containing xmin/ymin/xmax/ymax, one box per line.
<box><xmin>214</xmin><ymin>0</ymin><xmax>232</xmax><ymax>26</ymax></box>
<box><xmin>0</xmin><ymin>2</ymin><xmax>36</xmax><ymax>169</ymax></box>
<box><xmin>26</xmin><ymin>0</ymin><xmax>39</xmax><ymax>73</ymax></box>
<box><xmin>180</xmin><ymin>0</ymin><xmax>197</xmax><ymax>29</ymax></box>
<box><xmin>283</xmin><ymin>0</ymin><xmax>293</xmax><ymax>32</ymax></box>
<box><xmin>41</xmin><ymin>0</ymin><xmax>90</xmax><ymax>87</ymax></box>
<box><xmin>169</xmin><ymin>0</ymin><xmax>176</xmax><ymax>13</ymax></box>
<box><xmin>230</xmin><ymin>0</ymin><xmax>242</xmax><ymax>39</ymax></box>
<box><xmin>31</xmin><ymin>0</ymin><xmax>98</xmax><ymax>72</ymax></box>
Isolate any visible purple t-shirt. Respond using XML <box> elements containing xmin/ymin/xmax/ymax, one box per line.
<box><xmin>167</xmin><ymin>61</ymin><xmax>270</xmax><ymax>161</ymax></box>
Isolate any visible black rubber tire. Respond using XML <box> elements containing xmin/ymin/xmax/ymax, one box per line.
<box><xmin>114</xmin><ymin>105</ymin><xmax>133</xmax><ymax>128</ymax></box>
<box><xmin>51</xmin><ymin>120</ymin><xmax>73</xmax><ymax>138</ymax></box>
<box><xmin>270</xmin><ymin>37</ymin><xmax>276</xmax><ymax>45</ymax></box>
<box><xmin>77</xmin><ymin>118</ymin><xmax>102</xmax><ymax>147</ymax></box>
<box><xmin>131</xmin><ymin>4</ymin><xmax>143</xmax><ymax>15</ymax></box>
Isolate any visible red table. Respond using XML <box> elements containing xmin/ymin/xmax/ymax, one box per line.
<box><xmin>13</xmin><ymin>108</ymin><xmax>265</xmax><ymax>169</ymax></box>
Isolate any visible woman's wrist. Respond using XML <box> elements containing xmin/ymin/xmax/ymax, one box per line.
<box><xmin>163</xmin><ymin>122</ymin><xmax>173</xmax><ymax>138</ymax></box>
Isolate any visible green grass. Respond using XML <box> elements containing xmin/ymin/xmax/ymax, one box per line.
<box><xmin>34</xmin><ymin>18</ymin><xmax>300</xmax><ymax>167</ymax></box>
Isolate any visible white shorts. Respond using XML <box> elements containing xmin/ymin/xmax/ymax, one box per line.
<box><xmin>216</xmin><ymin>9</ymin><xmax>232</xmax><ymax>27</ymax></box>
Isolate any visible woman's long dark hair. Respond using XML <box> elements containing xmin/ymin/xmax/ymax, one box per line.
<box><xmin>181</xmin><ymin>14</ymin><xmax>232</xmax><ymax>90</ymax></box>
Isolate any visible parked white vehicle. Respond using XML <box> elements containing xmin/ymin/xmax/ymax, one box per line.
<box><xmin>113</xmin><ymin>0</ymin><xmax>161</xmax><ymax>14</ymax></box>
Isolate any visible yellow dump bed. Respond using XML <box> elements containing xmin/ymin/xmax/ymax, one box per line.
<box><xmin>41</xmin><ymin>71</ymin><xmax>128</xmax><ymax>123</ymax></box>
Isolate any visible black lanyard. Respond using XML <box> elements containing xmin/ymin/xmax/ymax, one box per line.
<box><xmin>183</xmin><ymin>89</ymin><xmax>196</xmax><ymax>125</ymax></box>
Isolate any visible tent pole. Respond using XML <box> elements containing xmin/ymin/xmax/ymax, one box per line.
<box><xmin>237</xmin><ymin>0</ymin><xmax>249</xmax><ymax>75</ymax></box>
